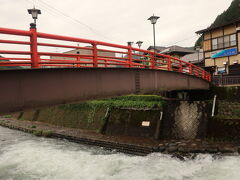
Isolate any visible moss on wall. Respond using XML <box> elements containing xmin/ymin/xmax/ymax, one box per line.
<box><xmin>210</xmin><ymin>86</ymin><xmax>240</xmax><ymax>101</ymax></box>
<box><xmin>208</xmin><ymin>117</ymin><xmax>240</xmax><ymax>142</ymax></box>
<box><xmin>13</xmin><ymin>95</ymin><xmax>165</xmax><ymax>134</ymax></box>
<box><xmin>207</xmin><ymin>100</ymin><xmax>240</xmax><ymax>142</ymax></box>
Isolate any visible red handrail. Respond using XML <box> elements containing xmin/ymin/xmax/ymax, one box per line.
<box><xmin>0</xmin><ymin>27</ymin><xmax>211</xmax><ymax>81</ymax></box>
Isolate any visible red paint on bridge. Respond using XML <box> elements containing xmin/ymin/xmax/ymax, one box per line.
<box><xmin>0</xmin><ymin>26</ymin><xmax>211</xmax><ymax>82</ymax></box>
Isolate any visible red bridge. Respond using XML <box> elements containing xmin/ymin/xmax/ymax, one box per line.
<box><xmin>0</xmin><ymin>26</ymin><xmax>211</xmax><ymax>115</ymax></box>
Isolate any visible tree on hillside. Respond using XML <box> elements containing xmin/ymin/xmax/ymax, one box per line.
<box><xmin>212</xmin><ymin>0</ymin><xmax>240</xmax><ymax>27</ymax></box>
<box><xmin>195</xmin><ymin>0</ymin><xmax>240</xmax><ymax>48</ymax></box>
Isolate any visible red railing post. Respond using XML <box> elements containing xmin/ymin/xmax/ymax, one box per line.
<box><xmin>202</xmin><ymin>70</ymin><xmax>205</xmax><ymax>79</ymax></box>
<box><xmin>167</xmin><ymin>57</ymin><xmax>171</xmax><ymax>71</ymax></box>
<box><xmin>209</xmin><ymin>74</ymin><xmax>212</xmax><ymax>81</ymax></box>
<box><xmin>92</xmin><ymin>42</ymin><xmax>98</xmax><ymax>67</ymax></box>
<box><xmin>30</xmin><ymin>23</ymin><xmax>40</xmax><ymax>68</ymax></box>
<box><xmin>151</xmin><ymin>53</ymin><xmax>155</xmax><ymax>69</ymax></box>
<box><xmin>179</xmin><ymin>62</ymin><xmax>183</xmax><ymax>73</ymax></box>
<box><xmin>105</xmin><ymin>60</ymin><xmax>108</xmax><ymax>68</ymax></box>
<box><xmin>196</xmin><ymin>67</ymin><xmax>199</xmax><ymax>77</ymax></box>
<box><xmin>128</xmin><ymin>46</ymin><xmax>133</xmax><ymax>68</ymax></box>
<box><xmin>189</xmin><ymin>64</ymin><xmax>192</xmax><ymax>75</ymax></box>
<box><xmin>76</xmin><ymin>56</ymin><xmax>80</xmax><ymax>67</ymax></box>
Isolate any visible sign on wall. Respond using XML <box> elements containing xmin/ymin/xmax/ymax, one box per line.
<box><xmin>211</xmin><ymin>48</ymin><xmax>238</xmax><ymax>58</ymax></box>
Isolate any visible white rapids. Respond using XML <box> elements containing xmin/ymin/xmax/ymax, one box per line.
<box><xmin>0</xmin><ymin>126</ymin><xmax>240</xmax><ymax>180</ymax></box>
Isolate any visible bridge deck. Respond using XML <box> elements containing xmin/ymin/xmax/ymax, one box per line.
<box><xmin>0</xmin><ymin>68</ymin><xmax>209</xmax><ymax>115</ymax></box>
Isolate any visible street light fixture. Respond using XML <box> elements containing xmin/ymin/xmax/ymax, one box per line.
<box><xmin>28</xmin><ymin>7</ymin><xmax>41</xmax><ymax>25</ymax></box>
<box><xmin>136</xmin><ymin>41</ymin><xmax>143</xmax><ymax>49</ymax></box>
<box><xmin>148</xmin><ymin>14</ymin><xmax>160</xmax><ymax>59</ymax></box>
<box><xmin>127</xmin><ymin>41</ymin><xmax>134</xmax><ymax>46</ymax></box>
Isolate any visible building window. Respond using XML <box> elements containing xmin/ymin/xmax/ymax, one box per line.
<box><xmin>217</xmin><ymin>67</ymin><xmax>226</xmax><ymax>74</ymax></box>
<box><xmin>218</xmin><ymin>37</ymin><xmax>224</xmax><ymax>49</ymax></box>
<box><xmin>211</xmin><ymin>34</ymin><xmax>236</xmax><ymax>50</ymax></box>
<box><xmin>230</xmin><ymin>34</ymin><xmax>237</xmax><ymax>46</ymax></box>
<box><xmin>212</xmin><ymin>38</ymin><xmax>218</xmax><ymax>50</ymax></box>
<box><xmin>224</xmin><ymin>36</ymin><xmax>230</xmax><ymax>48</ymax></box>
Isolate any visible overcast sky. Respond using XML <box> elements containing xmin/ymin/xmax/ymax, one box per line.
<box><xmin>1</xmin><ymin>0</ymin><xmax>233</xmax><ymax>49</ymax></box>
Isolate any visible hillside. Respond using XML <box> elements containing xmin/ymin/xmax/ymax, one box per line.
<box><xmin>195</xmin><ymin>0</ymin><xmax>240</xmax><ymax>48</ymax></box>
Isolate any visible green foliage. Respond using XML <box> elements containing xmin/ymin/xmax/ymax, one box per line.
<box><xmin>56</xmin><ymin>95</ymin><xmax>164</xmax><ymax>128</ymax></box>
<box><xmin>31</xmin><ymin>125</ymin><xmax>37</xmax><ymax>128</ymax></box>
<box><xmin>60</xmin><ymin>95</ymin><xmax>164</xmax><ymax>110</ymax></box>
<box><xmin>32</xmin><ymin>130</ymin><xmax>42</xmax><ymax>136</ymax></box>
<box><xmin>87</xmin><ymin>106</ymin><xmax>96</xmax><ymax>124</ymax></box>
<box><xmin>42</xmin><ymin>130</ymin><xmax>53</xmax><ymax>137</ymax></box>
<box><xmin>32</xmin><ymin>130</ymin><xmax>53</xmax><ymax>137</ymax></box>
<box><xmin>111</xmin><ymin>95</ymin><xmax>162</xmax><ymax>102</ymax></box>
<box><xmin>0</xmin><ymin>120</ymin><xmax>5</xmax><ymax>123</ymax></box>
<box><xmin>232</xmin><ymin>109</ymin><xmax>240</xmax><ymax>117</ymax></box>
<box><xmin>212</xmin><ymin>0</ymin><xmax>240</xmax><ymax>27</ymax></box>
<box><xmin>194</xmin><ymin>35</ymin><xmax>203</xmax><ymax>48</ymax></box>
<box><xmin>2</xmin><ymin>115</ymin><xmax>12</xmax><ymax>118</ymax></box>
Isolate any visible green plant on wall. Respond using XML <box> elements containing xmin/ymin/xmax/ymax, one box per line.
<box><xmin>56</xmin><ymin>95</ymin><xmax>165</xmax><ymax>130</ymax></box>
<box><xmin>87</xmin><ymin>106</ymin><xmax>96</xmax><ymax>125</ymax></box>
<box><xmin>59</xmin><ymin>95</ymin><xmax>164</xmax><ymax>110</ymax></box>
<box><xmin>232</xmin><ymin>109</ymin><xmax>240</xmax><ymax>118</ymax></box>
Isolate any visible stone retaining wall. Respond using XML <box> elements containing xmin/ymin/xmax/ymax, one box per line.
<box><xmin>207</xmin><ymin>100</ymin><xmax>240</xmax><ymax>142</ymax></box>
<box><xmin>9</xmin><ymin>100</ymin><xmax>211</xmax><ymax>140</ymax></box>
<box><xmin>161</xmin><ymin>101</ymin><xmax>210</xmax><ymax>140</ymax></box>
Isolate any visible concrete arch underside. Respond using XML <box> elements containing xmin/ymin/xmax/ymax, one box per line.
<box><xmin>0</xmin><ymin>68</ymin><xmax>210</xmax><ymax>115</ymax></box>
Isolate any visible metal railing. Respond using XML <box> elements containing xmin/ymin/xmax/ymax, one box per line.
<box><xmin>0</xmin><ymin>26</ymin><xmax>211</xmax><ymax>82</ymax></box>
<box><xmin>213</xmin><ymin>75</ymin><xmax>240</xmax><ymax>86</ymax></box>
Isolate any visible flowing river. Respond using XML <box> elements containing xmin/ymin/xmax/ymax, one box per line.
<box><xmin>0</xmin><ymin>126</ymin><xmax>240</xmax><ymax>180</ymax></box>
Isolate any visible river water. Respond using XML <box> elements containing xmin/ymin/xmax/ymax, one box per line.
<box><xmin>0</xmin><ymin>126</ymin><xmax>240</xmax><ymax>180</ymax></box>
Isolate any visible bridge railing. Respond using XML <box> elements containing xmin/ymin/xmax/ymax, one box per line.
<box><xmin>0</xmin><ymin>26</ymin><xmax>211</xmax><ymax>81</ymax></box>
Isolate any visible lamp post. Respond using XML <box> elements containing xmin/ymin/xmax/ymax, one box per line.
<box><xmin>136</xmin><ymin>41</ymin><xmax>143</xmax><ymax>49</ymax></box>
<box><xmin>148</xmin><ymin>14</ymin><xmax>159</xmax><ymax>58</ymax></box>
<box><xmin>27</xmin><ymin>7</ymin><xmax>41</xmax><ymax>68</ymax></box>
<box><xmin>28</xmin><ymin>7</ymin><xmax>41</xmax><ymax>25</ymax></box>
<box><xmin>223</xmin><ymin>62</ymin><xmax>228</xmax><ymax>74</ymax></box>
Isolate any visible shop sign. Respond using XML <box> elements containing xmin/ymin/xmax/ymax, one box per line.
<box><xmin>211</xmin><ymin>48</ymin><xmax>237</xmax><ymax>58</ymax></box>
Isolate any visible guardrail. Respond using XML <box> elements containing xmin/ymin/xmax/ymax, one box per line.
<box><xmin>213</xmin><ymin>75</ymin><xmax>240</xmax><ymax>86</ymax></box>
<box><xmin>0</xmin><ymin>25</ymin><xmax>211</xmax><ymax>81</ymax></box>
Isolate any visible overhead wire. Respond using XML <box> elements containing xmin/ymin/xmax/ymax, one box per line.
<box><xmin>163</xmin><ymin>35</ymin><xmax>199</xmax><ymax>47</ymax></box>
<box><xmin>25</xmin><ymin>0</ymin><xmax>73</xmax><ymax>22</ymax></box>
<box><xmin>25</xmin><ymin>0</ymin><xmax>112</xmax><ymax>41</ymax></box>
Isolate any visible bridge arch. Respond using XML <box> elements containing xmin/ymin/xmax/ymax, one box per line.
<box><xmin>0</xmin><ymin>68</ymin><xmax>209</xmax><ymax>115</ymax></box>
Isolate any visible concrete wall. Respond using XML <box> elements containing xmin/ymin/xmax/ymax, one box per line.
<box><xmin>12</xmin><ymin>100</ymin><xmax>210</xmax><ymax>140</ymax></box>
<box><xmin>12</xmin><ymin>105</ymin><xmax>163</xmax><ymax>138</ymax></box>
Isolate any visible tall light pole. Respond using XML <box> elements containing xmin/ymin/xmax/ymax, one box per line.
<box><xmin>148</xmin><ymin>14</ymin><xmax>159</xmax><ymax>58</ymax></box>
<box><xmin>27</xmin><ymin>7</ymin><xmax>41</xmax><ymax>68</ymax></box>
<box><xmin>28</xmin><ymin>7</ymin><xmax>41</xmax><ymax>25</ymax></box>
<box><xmin>136</xmin><ymin>41</ymin><xmax>143</xmax><ymax>49</ymax></box>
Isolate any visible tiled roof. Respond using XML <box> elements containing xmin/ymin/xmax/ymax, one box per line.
<box><xmin>181</xmin><ymin>50</ymin><xmax>204</xmax><ymax>63</ymax></box>
<box><xmin>147</xmin><ymin>46</ymin><xmax>166</xmax><ymax>52</ymax></box>
<box><xmin>147</xmin><ymin>45</ymin><xmax>195</xmax><ymax>54</ymax></box>
<box><xmin>160</xmin><ymin>45</ymin><xmax>196</xmax><ymax>54</ymax></box>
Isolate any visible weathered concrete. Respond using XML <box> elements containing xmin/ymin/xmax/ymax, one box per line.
<box><xmin>161</xmin><ymin>101</ymin><xmax>210</xmax><ymax>140</ymax></box>
<box><xmin>0</xmin><ymin>68</ymin><xmax>209</xmax><ymax>115</ymax></box>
